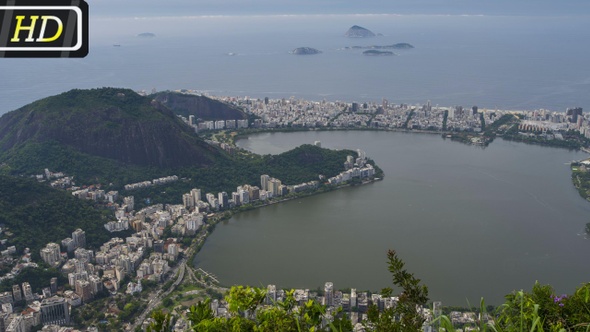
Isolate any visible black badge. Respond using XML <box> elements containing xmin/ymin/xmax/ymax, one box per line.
<box><xmin>0</xmin><ymin>0</ymin><xmax>88</xmax><ymax>58</ymax></box>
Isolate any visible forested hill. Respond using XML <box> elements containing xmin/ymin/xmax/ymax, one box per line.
<box><xmin>0</xmin><ymin>175</ymin><xmax>112</xmax><ymax>258</ymax></box>
<box><xmin>122</xmin><ymin>144</ymin><xmax>363</xmax><ymax>207</ymax></box>
<box><xmin>0</xmin><ymin>88</ymin><xmax>222</xmax><ymax>170</ymax></box>
<box><xmin>261</xmin><ymin>144</ymin><xmax>358</xmax><ymax>184</ymax></box>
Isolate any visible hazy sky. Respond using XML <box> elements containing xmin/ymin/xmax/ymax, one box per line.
<box><xmin>91</xmin><ymin>0</ymin><xmax>590</xmax><ymax>17</ymax></box>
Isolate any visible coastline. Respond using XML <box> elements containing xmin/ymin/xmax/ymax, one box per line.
<box><xmin>225</xmin><ymin>126</ymin><xmax>589</xmax><ymax>151</ymax></box>
<box><xmin>169</xmin><ymin>129</ymin><xmax>589</xmax><ymax>319</ymax></box>
<box><xmin>190</xmin><ymin>129</ymin><xmax>385</xmax><ymax>275</ymax></box>
<box><xmin>189</xmin><ymin>176</ymin><xmax>383</xmax><ymax>277</ymax></box>
<box><xmin>191</xmin><ymin>127</ymin><xmax>589</xmax><ymax>296</ymax></box>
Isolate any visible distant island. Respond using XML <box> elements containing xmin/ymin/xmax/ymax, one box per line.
<box><xmin>290</xmin><ymin>47</ymin><xmax>322</xmax><ymax>55</ymax></box>
<box><xmin>137</xmin><ymin>32</ymin><xmax>156</xmax><ymax>38</ymax></box>
<box><xmin>344</xmin><ymin>25</ymin><xmax>376</xmax><ymax>38</ymax></box>
<box><xmin>340</xmin><ymin>43</ymin><xmax>414</xmax><ymax>50</ymax></box>
<box><xmin>363</xmin><ymin>50</ymin><xmax>395</xmax><ymax>56</ymax></box>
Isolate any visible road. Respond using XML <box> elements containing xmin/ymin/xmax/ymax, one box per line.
<box><xmin>126</xmin><ymin>222</ymin><xmax>221</xmax><ymax>331</ymax></box>
<box><xmin>128</xmin><ymin>252</ymin><xmax>189</xmax><ymax>331</ymax></box>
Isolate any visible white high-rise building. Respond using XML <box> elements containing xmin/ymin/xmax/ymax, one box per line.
<box><xmin>40</xmin><ymin>243</ymin><xmax>61</xmax><ymax>266</ymax></box>
<box><xmin>206</xmin><ymin>193</ymin><xmax>217</xmax><ymax>208</ymax></box>
<box><xmin>237</xmin><ymin>119</ymin><xmax>249</xmax><ymax>128</ymax></box>
<box><xmin>239</xmin><ymin>189</ymin><xmax>249</xmax><ymax>204</ymax></box>
<box><xmin>266</xmin><ymin>285</ymin><xmax>277</xmax><ymax>304</ymax></box>
<box><xmin>261</xmin><ymin>174</ymin><xmax>270</xmax><ymax>191</ymax></box>
<box><xmin>232</xmin><ymin>192</ymin><xmax>240</xmax><ymax>206</ymax></box>
<box><xmin>40</xmin><ymin>296</ymin><xmax>70</xmax><ymax>325</ymax></box>
<box><xmin>72</xmin><ymin>229</ymin><xmax>86</xmax><ymax>249</ymax></box>
<box><xmin>123</xmin><ymin>196</ymin><xmax>134</xmax><ymax>211</ymax></box>
<box><xmin>350</xmin><ymin>288</ymin><xmax>357</xmax><ymax>308</ymax></box>
<box><xmin>22</xmin><ymin>282</ymin><xmax>33</xmax><ymax>301</ymax></box>
<box><xmin>182</xmin><ymin>193</ymin><xmax>194</xmax><ymax>209</ymax></box>
<box><xmin>186</xmin><ymin>214</ymin><xmax>204</xmax><ymax>233</ymax></box>
<box><xmin>190</xmin><ymin>188</ymin><xmax>201</xmax><ymax>203</ymax></box>
<box><xmin>168</xmin><ymin>243</ymin><xmax>178</xmax><ymax>258</ymax></box>
<box><xmin>268</xmin><ymin>178</ymin><xmax>282</xmax><ymax>196</ymax></box>
<box><xmin>325</xmin><ymin>282</ymin><xmax>334</xmax><ymax>307</ymax></box>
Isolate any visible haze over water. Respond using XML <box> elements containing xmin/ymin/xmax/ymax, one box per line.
<box><xmin>1</xmin><ymin>14</ymin><xmax>589</xmax><ymax>114</ymax></box>
<box><xmin>195</xmin><ymin>131</ymin><xmax>590</xmax><ymax>305</ymax></box>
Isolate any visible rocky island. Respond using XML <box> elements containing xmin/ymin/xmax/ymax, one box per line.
<box><xmin>363</xmin><ymin>50</ymin><xmax>395</xmax><ymax>56</ymax></box>
<box><xmin>137</xmin><ymin>32</ymin><xmax>156</xmax><ymax>38</ymax></box>
<box><xmin>291</xmin><ymin>47</ymin><xmax>322</xmax><ymax>55</ymax></box>
<box><xmin>345</xmin><ymin>25</ymin><xmax>376</xmax><ymax>38</ymax></box>
<box><xmin>389</xmin><ymin>43</ymin><xmax>414</xmax><ymax>49</ymax></box>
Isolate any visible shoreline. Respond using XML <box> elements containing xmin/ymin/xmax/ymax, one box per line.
<box><xmin>191</xmin><ymin>127</ymin><xmax>590</xmax><ymax>294</ymax></box>
<box><xmin>190</xmin><ymin>174</ymin><xmax>383</xmax><ymax>280</ymax></box>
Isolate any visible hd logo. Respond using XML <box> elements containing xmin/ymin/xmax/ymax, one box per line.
<box><xmin>0</xmin><ymin>0</ymin><xmax>88</xmax><ymax>57</ymax></box>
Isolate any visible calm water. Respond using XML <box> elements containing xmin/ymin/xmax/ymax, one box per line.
<box><xmin>1</xmin><ymin>14</ymin><xmax>589</xmax><ymax>114</ymax></box>
<box><xmin>194</xmin><ymin>131</ymin><xmax>590</xmax><ymax>305</ymax></box>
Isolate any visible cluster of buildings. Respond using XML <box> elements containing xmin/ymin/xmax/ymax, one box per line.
<box><xmin>4</xmin><ymin>231</ymin><xmax>184</xmax><ymax>329</ymax></box>
<box><xmin>0</xmin><ymin>257</ymin><xmax>82</xmax><ymax>331</ymax></box>
<box><xmin>205</xmin><ymin>95</ymin><xmax>490</xmax><ymax>132</ymax></box>
<box><xmin>0</xmin><ymin>190</ymin><xmax>205</xmax><ymax>330</ymax></box>
<box><xmin>34</xmin><ymin>169</ymin><xmax>65</xmax><ymax>183</ymax></box>
<box><xmin>70</xmin><ymin>187</ymin><xmax>117</xmax><ymax>203</ymax></box>
<box><xmin>514</xmin><ymin>107</ymin><xmax>590</xmax><ymax>140</ymax></box>
<box><xmin>145</xmin><ymin>89</ymin><xmax>589</xmax><ymax>145</ymax></box>
<box><xmin>327</xmin><ymin>150</ymin><xmax>376</xmax><ymax>185</ymax></box>
<box><xmin>172</xmin><ymin>281</ymin><xmax>439</xmax><ymax>332</ymax></box>
<box><xmin>192</xmin><ymin>93</ymin><xmax>587</xmax><ymax>143</ymax></box>
<box><xmin>123</xmin><ymin>175</ymin><xmax>179</xmax><ymax>191</ymax></box>
<box><xmin>447</xmin><ymin>310</ymin><xmax>493</xmax><ymax>328</ymax></box>
<box><xmin>198</xmin><ymin>119</ymin><xmax>248</xmax><ymax>132</ymax></box>
<box><xmin>0</xmin><ymin>244</ymin><xmax>35</xmax><ymax>285</ymax></box>
<box><xmin>179</xmin><ymin>172</ymin><xmax>321</xmax><ymax>215</ymax></box>
<box><xmin>160</xmin><ymin>280</ymin><xmax>485</xmax><ymax>331</ymax></box>
<box><xmin>177</xmin><ymin>113</ymin><xmax>249</xmax><ymax>132</ymax></box>
<box><xmin>0</xmin><ymin>292</ymin><xmax>73</xmax><ymax>332</ymax></box>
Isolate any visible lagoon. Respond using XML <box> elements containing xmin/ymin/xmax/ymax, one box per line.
<box><xmin>194</xmin><ymin>130</ymin><xmax>590</xmax><ymax>305</ymax></box>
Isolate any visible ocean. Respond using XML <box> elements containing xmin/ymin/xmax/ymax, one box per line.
<box><xmin>1</xmin><ymin>14</ymin><xmax>589</xmax><ymax>114</ymax></box>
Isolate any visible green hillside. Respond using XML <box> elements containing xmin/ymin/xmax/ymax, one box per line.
<box><xmin>0</xmin><ymin>175</ymin><xmax>113</xmax><ymax>258</ymax></box>
<box><xmin>0</xmin><ymin>88</ymin><xmax>222</xmax><ymax>170</ymax></box>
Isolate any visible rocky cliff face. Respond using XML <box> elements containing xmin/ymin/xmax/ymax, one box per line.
<box><xmin>152</xmin><ymin>92</ymin><xmax>247</xmax><ymax>121</ymax></box>
<box><xmin>0</xmin><ymin>88</ymin><xmax>221</xmax><ymax>168</ymax></box>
